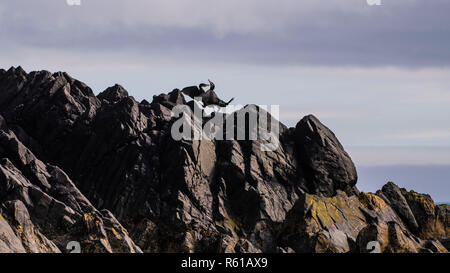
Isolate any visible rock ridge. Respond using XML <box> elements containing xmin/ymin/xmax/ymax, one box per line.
<box><xmin>0</xmin><ymin>67</ymin><xmax>447</xmax><ymax>253</ymax></box>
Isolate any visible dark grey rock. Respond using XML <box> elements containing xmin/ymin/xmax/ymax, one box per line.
<box><xmin>379</xmin><ymin>182</ymin><xmax>419</xmax><ymax>232</ymax></box>
<box><xmin>98</xmin><ymin>84</ymin><xmax>129</xmax><ymax>103</ymax></box>
<box><xmin>0</xmin><ymin>66</ymin><xmax>447</xmax><ymax>253</ymax></box>
<box><xmin>294</xmin><ymin>115</ymin><xmax>358</xmax><ymax>197</ymax></box>
<box><xmin>0</xmin><ymin>114</ymin><xmax>141</xmax><ymax>253</ymax></box>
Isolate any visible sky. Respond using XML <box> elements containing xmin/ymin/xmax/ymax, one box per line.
<box><xmin>0</xmin><ymin>0</ymin><xmax>449</xmax><ymax>201</ymax></box>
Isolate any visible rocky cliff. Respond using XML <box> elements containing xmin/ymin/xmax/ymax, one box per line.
<box><xmin>0</xmin><ymin>66</ymin><xmax>448</xmax><ymax>253</ymax></box>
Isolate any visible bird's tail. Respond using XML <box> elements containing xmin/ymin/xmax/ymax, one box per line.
<box><xmin>226</xmin><ymin>98</ymin><xmax>235</xmax><ymax>105</ymax></box>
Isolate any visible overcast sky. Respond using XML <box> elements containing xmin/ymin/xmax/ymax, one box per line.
<box><xmin>1</xmin><ymin>0</ymin><xmax>449</xmax><ymax>201</ymax></box>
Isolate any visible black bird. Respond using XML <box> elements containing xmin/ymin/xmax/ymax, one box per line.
<box><xmin>181</xmin><ymin>83</ymin><xmax>209</xmax><ymax>99</ymax></box>
<box><xmin>182</xmin><ymin>80</ymin><xmax>234</xmax><ymax>107</ymax></box>
<box><xmin>202</xmin><ymin>90</ymin><xmax>234</xmax><ymax>107</ymax></box>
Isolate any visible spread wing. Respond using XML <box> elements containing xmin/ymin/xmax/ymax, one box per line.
<box><xmin>181</xmin><ymin>86</ymin><xmax>201</xmax><ymax>99</ymax></box>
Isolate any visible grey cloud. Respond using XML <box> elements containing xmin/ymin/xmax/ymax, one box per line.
<box><xmin>1</xmin><ymin>0</ymin><xmax>450</xmax><ymax>67</ymax></box>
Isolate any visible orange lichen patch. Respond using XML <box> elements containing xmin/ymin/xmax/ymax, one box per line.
<box><xmin>83</xmin><ymin>212</ymin><xmax>117</xmax><ymax>253</ymax></box>
<box><xmin>385</xmin><ymin>223</ymin><xmax>421</xmax><ymax>253</ymax></box>
<box><xmin>420</xmin><ymin>240</ymin><xmax>448</xmax><ymax>253</ymax></box>
<box><xmin>83</xmin><ymin>212</ymin><xmax>102</xmax><ymax>232</ymax></box>
<box><xmin>297</xmin><ymin>193</ymin><xmax>369</xmax><ymax>244</ymax></box>
<box><xmin>305</xmin><ymin>194</ymin><xmax>363</xmax><ymax>228</ymax></box>
<box><xmin>200</xmin><ymin>228</ymin><xmax>216</xmax><ymax>237</ymax></box>
<box><xmin>376</xmin><ymin>223</ymin><xmax>392</xmax><ymax>252</ymax></box>
<box><xmin>13</xmin><ymin>224</ymin><xmax>27</xmax><ymax>242</ymax></box>
<box><xmin>106</xmin><ymin>229</ymin><xmax>124</xmax><ymax>251</ymax></box>
<box><xmin>304</xmin><ymin>195</ymin><xmax>342</xmax><ymax>228</ymax></box>
<box><xmin>402</xmin><ymin>190</ymin><xmax>435</xmax><ymax>214</ymax></box>
<box><xmin>99</xmin><ymin>238</ymin><xmax>113</xmax><ymax>253</ymax></box>
<box><xmin>110</xmin><ymin>227</ymin><xmax>122</xmax><ymax>240</ymax></box>
<box><xmin>359</xmin><ymin>193</ymin><xmax>388</xmax><ymax>211</ymax></box>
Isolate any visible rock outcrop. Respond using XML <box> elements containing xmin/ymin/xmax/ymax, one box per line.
<box><xmin>294</xmin><ymin>115</ymin><xmax>358</xmax><ymax>197</ymax></box>
<box><xmin>0</xmin><ymin>114</ymin><xmax>141</xmax><ymax>253</ymax></box>
<box><xmin>0</xmin><ymin>66</ymin><xmax>448</xmax><ymax>253</ymax></box>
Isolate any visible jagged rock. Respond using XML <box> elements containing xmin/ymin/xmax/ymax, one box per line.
<box><xmin>0</xmin><ymin>67</ymin><xmax>448</xmax><ymax>253</ymax></box>
<box><xmin>279</xmin><ymin>192</ymin><xmax>380</xmax><ymax>252</ymax></box>
<box><xmin>1</xmin><ymin>200</ymin><xmax>60</xmax><ymax>253</ymax></box>
<box><xmin>152</xmin><ymin>89</ymin><xmax>186</xmax><ymax>110</ymax></box>
<box><xmin>0</xmin><ymin>209</ymin><xmax>28</xmax><ymax>253</ymax></box>
<box><xmin>378</xmin><ymin>182</ymin><xmax>419</xmax><ymax>232</ymax></box>
<box><xmin>98</xmin><ymin>84</ymin><xmax>129</xmax><ymax>104</ymax></box>
<box><xmin>356</xmin><ymin>222</ymin><xmax>422</xmax><ymax>253</ymax></box>
<box><xmin>294</xmin><ymin>115</ymin><xmax>358</xmax><ymax>197</ymax></box>
<box><xmin>0</xmin><ymin>115</ymin><xmax>141</xmax><ymax>253</ymax></box>
<box><xmin>376</xmin><ymin>182</ymin><xmax>449</xmax><ymax>240</ymax></box>
<box><xmin>401</xmin><ymin>188</ymin><xmax>449</xmax><ymax>239</ymax></box>
<box><xmin>278</xmin><ymin>190</ymin><xmax>447</xmax><ymax>253</ymax></box>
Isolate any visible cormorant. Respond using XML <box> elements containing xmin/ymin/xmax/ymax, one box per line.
<box><xmin>182</xmin><ymin>80</ymin><xmax>234</xmax><ymax>107</ymax></box>
<box><xmin>202</xmin><ymin>90</ymin><xmax>234</xmax><ymax>107</ymax></box>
